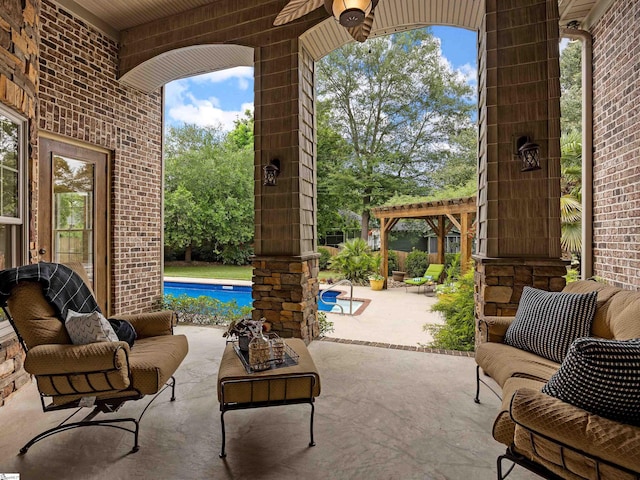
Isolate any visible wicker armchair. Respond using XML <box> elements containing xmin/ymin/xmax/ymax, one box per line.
<box><xmin>1</xmin><ymin>262</ymin><xmax>188</xmax><ymax>454</ymax></box>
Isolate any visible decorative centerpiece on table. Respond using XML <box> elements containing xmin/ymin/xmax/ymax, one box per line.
<box><xmin>223</xmin><ymin>317</ymin><xmax>271</xmax><ymax>352</ymax></box>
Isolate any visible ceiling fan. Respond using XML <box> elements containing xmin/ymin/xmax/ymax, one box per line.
<box><xmin>274</xmin><ymin>0</ymin><xmax>380</xmax><ymax>42</ymax></box>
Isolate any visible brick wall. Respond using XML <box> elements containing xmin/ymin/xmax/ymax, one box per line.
<box><xmin>39</xmin><ymin>0</ymin><xmax>164</xmax><ymax>313</ymax></box>
<box><xmin>591</xmin><ymin>0</ymin><xmax>640</xmax><ymax>289</ymax></box>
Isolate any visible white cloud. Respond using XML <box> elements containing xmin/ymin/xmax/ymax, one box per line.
<box><xmin>456</xmin><ymin>63</ymin><xmax>478</xmax><ymax>90</ymax></box>
<box><xmin>165</xmin><ymin>67</ymin><xmax>255</xmax><ymax>131</ymax></box>
<box><xmin>168</xmin><ymin>99</ymin><xmax>254</xmax><ymax>131</ymax></box>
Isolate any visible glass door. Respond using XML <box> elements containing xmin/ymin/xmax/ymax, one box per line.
<box><xmin>39</xmin><ymin>138</ymin><xmax>108</xmax><ymax>313</ymax></box>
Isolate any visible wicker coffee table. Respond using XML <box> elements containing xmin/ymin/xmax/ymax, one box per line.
<box><xmin>217</xmin><ymin>338</ymin><xmax>321</xmax><ymax>458</ymax></box>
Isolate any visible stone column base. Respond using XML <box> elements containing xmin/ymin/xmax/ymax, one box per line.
<box><xmin>0</xmin><ymin>335</ymin><xmax>30</xmax><ymax>406</ymax></box>
<box><xmin>252</xmin><ymin>254</ymin><xmax>320</xmax><ymax>343</ymax></box>
<box><xmin>474</xmin><ymin>256</ymin><xmax>569</xmax><ymax>317</ymax></box>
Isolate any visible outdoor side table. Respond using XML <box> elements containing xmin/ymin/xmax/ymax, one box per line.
<box><xmin>217</xmin><ymin>338</ymin><xmax>321</xmax><ymax>458</ymax></box>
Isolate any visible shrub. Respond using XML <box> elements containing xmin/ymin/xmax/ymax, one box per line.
<box><xmin>329</xmin><ymin>238</ymin><xmax>379</xmax><ymax>285</ymax></box>
<box><xmin>318</xmin><ymin>246</ymin><xmax>332</xmax><ymax>270</ymax></box>
<box><xmin>163</xmin><ymin>294</ymin><xmax>252</xmax><ymax>325</ymax></box>
<box><xmin>405</xmin><ymin>248</ymin><xmax>429</xmax><ymax>277</ymax></box>
<box><xmin>565</xmin><ymin>267</ymin><xmax>580</xmax><ymax>283</ymax></box>
<box><xmin>387</xmin><ymin>250</ymin><xmax>399</xmax><ymax>275</ymax></box>
<box><xmin>317</xmin><ymin>311</ymin><xmax>334</xmax><ymax>337</ymax></box>
<box><xmin>443</xmin><ymin>253</ymin><xmax>461</xmax><ymax>283</ymax></box>
<box><xmin>425</xmin><ymin>268</ymin><xmax>475</xmax><ymax>351</ymax></box>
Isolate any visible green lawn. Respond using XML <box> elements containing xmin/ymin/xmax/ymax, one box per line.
<box><xmin>164</xmin><ymin>263</ymin><xmax>338</xmax><ymax>281</ymax></box>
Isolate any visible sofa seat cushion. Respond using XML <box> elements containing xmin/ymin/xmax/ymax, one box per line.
<box><xmin>543</xmin><ymin>337</ymin><xmax>640</xmax><ymax>426</ymax></box>
<box><xmin>129</xmin><ymin>334</ymin><xmax>189</xmax><ymax>395</ymax></box>
<box><xmin>504</xmin><ymin>287</ymin><xmax>598</xmax><ymax>363</ymax></box>
<box><xmin>476</xmin><ymin>342</ymin><xmax>560</xmax><ymax>387</ymax></box>
<box><xmin>511</xmin><ymin>388</ymin><xmax>640</xmax><ymax>479</ymax></box>
<box><xmin>492</xmin><ymin>377</ymin><xmax>546</xmax><ymax>446</ymax></box>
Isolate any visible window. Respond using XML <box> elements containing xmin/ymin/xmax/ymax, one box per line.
<box><xmin>0</xmin><ymin>106</ymin><xmax>27</xmax><ymax>339</ymax></box>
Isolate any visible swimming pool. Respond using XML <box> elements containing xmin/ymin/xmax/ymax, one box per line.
<box><xmin>164</xmin><ymin>281</ymin><xmax>363</xmax><ymax>314</ymax></box>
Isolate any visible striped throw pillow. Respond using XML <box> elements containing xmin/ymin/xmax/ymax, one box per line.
<box><xmin>542</xmin><ymin>337</ymin><xmax>640</xmax><ymax>426</ymax></box>
<box><xmin>504</xmin><ymin>287</ymin><xmax>598</xmax><ymax>363</ymax></box>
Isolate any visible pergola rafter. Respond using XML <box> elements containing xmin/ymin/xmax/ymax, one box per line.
<box><xmin>372</xmin><ymin>196</ymin><xmax>477</xmax><ymax>287</ymax></box>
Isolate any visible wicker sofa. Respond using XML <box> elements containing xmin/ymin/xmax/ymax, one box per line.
<box><xmin>475</xmin><ymin>280</ymin><xmax>640</xmax><ymax>480</ymax></box>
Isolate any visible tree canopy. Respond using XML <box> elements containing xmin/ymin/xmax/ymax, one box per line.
<box><xmin>560</xmin><ymin>40</ymin><xmax>582</xmax><ymax>135</ymax></box>
<box><xmin>164</xmin><ymin>117</ymin><xmax>254</xmax><ymax>264</ymax></box>
<box><xmin>316</xmin><ymin>28</ymin><xmax>477</xmax><ymax>240</ymax></box>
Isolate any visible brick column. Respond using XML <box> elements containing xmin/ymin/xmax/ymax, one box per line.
<box><xmin>475</xmin><ymin>0</ymin><xmax>566</xmax><ymax>321</ymax></box>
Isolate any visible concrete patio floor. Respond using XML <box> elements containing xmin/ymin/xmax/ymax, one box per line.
<box><xmin>0</xmin><ymin>326</ymin><xmax>538</xmax><ymax>480</ymax></box>
<box><xmin>324</xmin><ymin>283</ymin><xmax>443</xmax><ymax>347</ymax></box>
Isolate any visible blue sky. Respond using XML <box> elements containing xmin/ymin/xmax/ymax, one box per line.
<box><xmin>164</xmin><ymin>26</ymin><xmax>478</xmax><ymax>131</ymax></box>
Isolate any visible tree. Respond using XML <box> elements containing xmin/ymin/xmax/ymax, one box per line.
<box><xmin>316</xmin><ymin>28</ymin><xmax>476</xmax><ymax>239</ymax></box>
<box><xmin>560</xmin><ymin>40</ymin><xmax>582</xmax><ymax>135</ymax></box>
<box><xmin>164</xmin><ymin>123</ymin><xmax>254</xmax><ymax>263</ymax></box>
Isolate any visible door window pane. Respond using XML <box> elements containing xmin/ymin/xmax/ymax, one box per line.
<box><xmin>53</xmin><ymin>155</ymin><xmax>95</xmax><ymax>283</ymax></box>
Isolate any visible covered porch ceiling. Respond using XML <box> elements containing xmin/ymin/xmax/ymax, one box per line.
<box><xmin>58</xmin><ymin>0</ymin><xmax>612</xmax><ymax>53</ymax></box>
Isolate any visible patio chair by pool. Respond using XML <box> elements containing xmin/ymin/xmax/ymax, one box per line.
<box><xmin>0</xmin><ymin>262</ymin><xmax>188</xmax><ymax>454</ymax></box>
<box><xmin>404</xmin><ymin>264</ymin><xmax>445</xmax><ymax>292</ymax></box>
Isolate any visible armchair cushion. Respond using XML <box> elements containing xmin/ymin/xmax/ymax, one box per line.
<box><xmin>116</xmin><ymin>311</ymin><xmax>175</xmax><ymax>339</ymax></box>
<box><xmin>504</xmin><ymin>287</ymin><xmax>598</xmax><ymax>363</ymax></box>
<box><xmin>542</xmin><ymin>337</ymin><xmax>640</xmax><ymax>426</ymax></box>
<box><xmin>65</xmin><ymin>309</ymin><xmax>119</xmax><ymax>345</ymax></box>
<box><xmin>24</xmin><ymin>342</ymin><xmax>131</xmax><ymax>395</ymax></box>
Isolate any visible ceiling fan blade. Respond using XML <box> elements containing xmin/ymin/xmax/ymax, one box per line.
<box><xmin>273</xmin><ymin>0</ymin><xmax>325</xmax><ymax>26</ymax></box>
<box><xmin>347</xmin><ymin>9</ymin><xmax>375</xmax><ymax>42</ymax></box>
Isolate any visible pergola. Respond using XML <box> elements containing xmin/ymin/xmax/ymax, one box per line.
<box><xmin>371</xmin><ymin>196</ymin><xmax>477</xmax><ymax>284</ymax></box>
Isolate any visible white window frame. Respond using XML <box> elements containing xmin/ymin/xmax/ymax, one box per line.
<box><xmin>0</xmin><ymin>105</ymin><xmax>28</xmax><ymax>340</ymax></box>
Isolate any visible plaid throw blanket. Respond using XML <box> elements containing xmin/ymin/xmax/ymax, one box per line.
<box><xmin>0</xmin><ymin>262</ymin><xmax>99</xmax><ymax>319</ymax></box>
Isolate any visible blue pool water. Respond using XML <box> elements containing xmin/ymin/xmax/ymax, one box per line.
<box><xmin>164</xmin><ymin>281</ymin><xmax>361</xmax><ymax>313</ymax></box>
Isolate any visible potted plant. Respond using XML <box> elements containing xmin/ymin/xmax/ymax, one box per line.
<box><xmin>368</xmin><ymin>273</ymin><xmax>385</xmax><ymax>290</ymax></box>
<box><xmin>223</xmin><ymin>317</ymin><xmax>270</xmax><ymax>351</ymax></box>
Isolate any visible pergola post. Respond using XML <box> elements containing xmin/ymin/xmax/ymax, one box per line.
<box><xmin>437</xmin><ymin>215</ymin><xmax>446</xmax><ymax>264</ymax></box>
<box><xmin>379</xmin><ymin>217</ymin><xmax>398</xmax><ymax>289</ymax></box>
<box><xmin>460</xmin><ymin>212</ymin><xmax>472</xmax><ymax>273</ymax></box>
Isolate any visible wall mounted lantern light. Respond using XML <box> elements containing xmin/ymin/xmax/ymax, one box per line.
<box><xmin>515</xmin><ymin>136</ymin><xmax>541</xmax><ymax>172</ymax></box>
<box><xmin>263</xmin><ymin>159</ymin><xmax>281</xmax><ymax>186</ymax></box>
<box><xmin>327</xmin><ymin>0</ymin><xmax>378</xmax><ymax>27</ymax></box>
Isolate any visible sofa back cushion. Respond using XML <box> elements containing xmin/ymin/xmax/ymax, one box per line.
<box><xmin>562</xmin><ymin>280</ymin><xmax>621</xmax><ymax>339</ymax></box>
<box><xmin>604</xmin><ymin>291</ymin><xmax>640</xmax><ymax>340</ymax></box>
<box><xmin>504</xmin><ymin>287</ymin><xmax>598</xmax><ymax>363</ymax></box>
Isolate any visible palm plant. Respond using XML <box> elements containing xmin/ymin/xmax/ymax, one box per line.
<box><xmin>329</xmin><ymin>238</ymin><xmax>379</xmax><ymax>285</ymax></box>
<box><xmin>560</xmin><ymin>132</ymin><xmax>582</xmax><ymax>255</ymax></box>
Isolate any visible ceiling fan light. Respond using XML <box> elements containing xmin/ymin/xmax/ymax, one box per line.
<box><xmin>332</xmin><ymin>0</ymin><xmax>372</xmax><ymax>27</ymax></box>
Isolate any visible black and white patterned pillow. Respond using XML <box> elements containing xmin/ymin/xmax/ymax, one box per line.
<box><xmin>542</xmin><ymin>337</ymin><xmax>640</xmax><ymax>426</ymax></box>
<box><xmin>504</xmin><ymin>287</ymin><xmax>598</xmax><ymax>363</ymax></box>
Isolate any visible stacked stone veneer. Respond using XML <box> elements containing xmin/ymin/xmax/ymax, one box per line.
<box><xmin>0</xmin><ymin>0</ymin><xmax>40</xmax><ymax>406</ymax></box>
<box><xmin>591</xmin><ymin>0</ymin><xmax>640</xmax><ymax>289</ymax></box>
<box><xmin>0</xmin><ymin>336</ymin><xmax>29</xmax><ymax>406</ymax></box>
<box><xmin>39</xmin><ymin>0</ymin><xmax>164</xmax><ymax>314</ymax></box>
<box><xmin>475</xmin><ymin>259</ymin><xmax>567</xmax><ymax>318</ymax></box>
<box><xmin>252</xmin><ymin>256</ymin><xmax>319</xmax><ymax>342</ymax></box>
